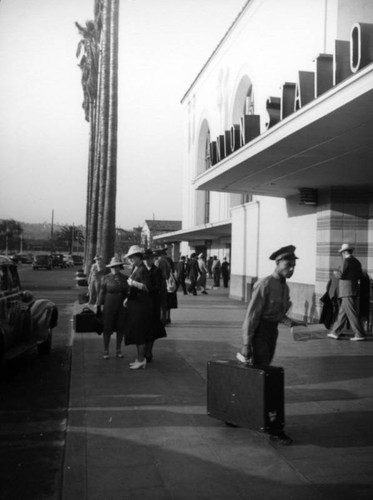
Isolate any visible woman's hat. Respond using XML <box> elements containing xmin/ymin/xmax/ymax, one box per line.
<box><xmin>124</xmin><ymin>245</ymin><xmax>143</xmax><ymax>259</ymax></box>
<box><xmin>338</xmin><ymin>243</ymin><xmax>354</xmax><ymax>253</ymax></box>
<box><xmin>106</xmin><ymin>256</ymin><xmax>123</xmax><ymax>268</ymax></box>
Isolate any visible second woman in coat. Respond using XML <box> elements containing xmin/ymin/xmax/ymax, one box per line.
<box><xmin>124</xmin><ymin>245</ymin><xmax>152</xmax><ymax>369</ymax></box>
<box><xmin>97</xmin><ymin>256</ymin><xmax>128</xmax><ymax>359</ymax></box>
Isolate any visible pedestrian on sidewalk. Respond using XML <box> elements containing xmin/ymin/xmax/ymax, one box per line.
<box><xmin>212</xmin><ymin>256</ymin><xmax>221</xmax><ymax>288</ymax></box>
<box><xmin>97</xmin><ymin>256</ymin><xmax>128</xmax><ymax>360</ymax></box>
<box><xmin>197</xmin><ymin>253</ymin><xmax>208</xmax><ymax>294</ymax></box>
<box><xmin>124</xmin><ymin>245</ymin><xmax>152</xmax><ymax>369</ymax></box>
<box><xmin>240</xmin><ymin>244</ymin><xmax>298</xmax><ymax>445</ymax></box>
<box><xmin>164</xmin><ymin>247</ymin><xmax>178</xmax><ymax>324</ymax></box>
<box><xmin>187</xmin><ymin>253</ymin><xmax>200</xmax><ymax>295</ymax></box>
<box><xmin>221</xmin><ymin>257</ymin><xmax>230</xmax><ymax>288</ymax></box>
<box><xmin>87</xmin><ymin>255</ymin><xmax>106</xmax><ymax>305</ymax></box>
<box><xmin>156</xmin><ymin>248</ymin><xmax>171</xmax><ymax>325</ymax></box>
<box><xmin>143</xmin><ymin>249</ymin><xmax>167</xmax><ymax>363</ymax></box>
<box><xmin>175</xmin><ymin>255</ymin><xmax>187</xmax><ymax>295</ymax></box>
<box><xmin>327</xmin><ymin>243</ymin><xmax>366</xmax><ymax>341</ymax></box>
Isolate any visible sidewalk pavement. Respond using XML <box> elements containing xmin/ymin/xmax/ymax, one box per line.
<box><xmin>62</xmin><ymin>284</ymin><xmax>373</xmax><ymax>500</ymax></box>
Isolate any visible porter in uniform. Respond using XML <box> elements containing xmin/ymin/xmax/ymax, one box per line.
<box><xmin>241</xmin><ymin>245</ymin><xmax>298</xmax><ymax>366</ymax></box>
<box><xmin>240</xmin><ymin>245</ymin><xmax>298</xmax><ymax>445</ymax></box>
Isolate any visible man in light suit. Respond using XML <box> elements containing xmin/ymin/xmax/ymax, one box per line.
<box><xmin>327</xmin><ymin>243</ymin><xmax>366</xmax><ymax>341</ymax></box>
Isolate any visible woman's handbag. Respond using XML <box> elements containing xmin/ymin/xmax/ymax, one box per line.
<box><xmin>166</xmin><ymin>273</ymin><xmax>178</xmax><ymax>293</ymax></box>
<box><xmin>74</xmin><ymin>307</ymin><xmax>103</xmax><ymax>335</ymax></box>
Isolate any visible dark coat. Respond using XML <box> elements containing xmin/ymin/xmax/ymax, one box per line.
<box><xmin>125</xmin><ymin>262</ymin><xmax>153</xmax><ymax>346</ymax></box>
<box><xmin>147</xmin><ymin>264</ymin><xmax>167</xmax><ymax>341</ymax></box>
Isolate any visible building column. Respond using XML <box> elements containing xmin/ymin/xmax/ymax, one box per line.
<box><xmin>316</xmin><ymin>187</ymin><xmax>370</xmax><ymax>305</ymax></box>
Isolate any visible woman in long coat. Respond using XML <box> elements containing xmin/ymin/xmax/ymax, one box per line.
<box><xmin>124</xmin><ymin>245</ymin><xmax>152</xmax><ymax>369</ymax></box>
<box><xmin>97</xmin><ymin>256</ymin><xmax>128</xmax><ymax>359</ymax></box>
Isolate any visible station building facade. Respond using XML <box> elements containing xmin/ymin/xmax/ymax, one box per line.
<box><xmin>157</xmin><ymin>0</ymin><xmax>373</xmax><ymax>323</ymax></box>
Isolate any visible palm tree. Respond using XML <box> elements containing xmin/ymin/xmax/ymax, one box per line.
<box><xmin>76</xmin><ymin>0</ymin><xmax>119</xmax><ymax>272</ymax></box>
<box><xmin>0</xmin><ymin>219</ymin><xmax>23</xmax><ymax>255</ymax></box>
<box><xmin>55</xmin><ymin>225</ymin><xmax>85</xmax><ymax>254</ymax></box>
<box><xmin>76</xmin><ymin>18</ymin><xmax>99</xmax><ymax>271</ymax></box>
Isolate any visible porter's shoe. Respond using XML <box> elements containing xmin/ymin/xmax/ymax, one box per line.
<box><xmin>350</xmin><ymin>335</ymin><xmax>366</xmax><ymax>341</ymax></box>
<box><xmin>327</xmin><ymin>332</ymin><xmax>340</xmax><ymax>340</ymax></box>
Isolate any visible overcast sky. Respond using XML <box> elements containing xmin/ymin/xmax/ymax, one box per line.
<box><xmin>0</xmin><ymin>0</ymin><xmax>245</xmax><ymax>229</ymax></box>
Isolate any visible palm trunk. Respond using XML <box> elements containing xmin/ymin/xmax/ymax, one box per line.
<box><xmin>84</xmin><ymin>100</ymin><xmax>96</xmax><ymax>273</ymax></box>
<box><xmin>96</xmin><ymin>0</ymin><xmax>111</xmax><ymax>261</ymax></box>
<box><xmin>102</xmin><ymin>0</ymin><xmax>119</xmax><ymax>263</ymax></box>
<box><xmin>87</xmin><ymin>46</ymin><xmax>103</xmax><ymax>267</ymax></box>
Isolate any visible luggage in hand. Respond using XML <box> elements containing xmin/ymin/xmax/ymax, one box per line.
<box><xmin>207</xmin><ymin>360</ymin><xmax>284</xmax><ymax>432</ymax></box>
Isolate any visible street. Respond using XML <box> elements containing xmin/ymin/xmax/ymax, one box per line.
<box><xmin>0</xmin><ymin>265</ymin><xmax>79</xmax><ymax>500</ymax></box>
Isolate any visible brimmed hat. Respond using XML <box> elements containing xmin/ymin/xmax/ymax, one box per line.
<box><xmin>269</xmin><ymin>245</ymin><xmax>298</xmax><ymax>262</ymax></box>
<box><xmin>338</xmin><ymin>243</ymin><xmax>354</xmax><ymax>253</ymax></box>
<box><xmin>124</xmin><ymin>245</ymin><xmax>143</xmax><ymax>259</ymax></box>
<box><xmin>144</xmin><ymin>248</ymin><xmax>155</xmax><ymax>258</ymax></box>
<box><xmin>106</xmin><ymin>256</ymin><xmax>123</xmax><ymax>268</ymax></box>
<box><xmin>198</xmin><ymin>253</ymin><xmax>204</xmax><ymax>258</ymax></box>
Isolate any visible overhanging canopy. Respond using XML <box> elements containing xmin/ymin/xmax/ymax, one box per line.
<box><xmin>153</xmin><ymin>220</ymin><xmax>231</xmax><ymax>243</ymax></box>
<box><xmin>194</xmin><ymin>63</ymin><xmax>373</xmax><ymax>197</ymax></box>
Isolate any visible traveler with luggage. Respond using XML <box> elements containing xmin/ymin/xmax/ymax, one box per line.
<box><xmin>240</xmin><ymin>244</ymin><xmax>299</xmax><ymax>445</ymax></box>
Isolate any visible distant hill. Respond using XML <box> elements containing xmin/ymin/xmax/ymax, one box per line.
<box><xmin>21</xmin><ymin>222</ymin><xmax>84</xmax><ymax>240</ymax></box>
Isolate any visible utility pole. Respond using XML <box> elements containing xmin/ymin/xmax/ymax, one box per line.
<box><xmin>51</xmin><ymin>209</ymin><xmax>54</xmax><ymax>253</ymax></box>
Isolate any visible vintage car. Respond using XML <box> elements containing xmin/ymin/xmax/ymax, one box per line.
<box><xmin>62</xmin><ymin>254</ymin><xmax>75</xmax><ymax>267</ymax></box>
<box><xmin>32</xmin><ymin>254</ymin><xmax>53</xmax><ymax>270</ymax></box>
<box><xmin>71</xmin><ymin>254</ymin><xmax>84</xmax><ymax>267</ymax></box>
<box><xmin>0</xmin><ymin>256</ymin><xmax>58</xmax><ymax>369</ymax></box>
<box><xmin>50</xmin><ymin>253</ymin><xmax>66</xmax><ymax>268</ymax></box>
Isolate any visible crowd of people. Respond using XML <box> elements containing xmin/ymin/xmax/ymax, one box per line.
<box><xmin>83</xmin><ymin>241</ymin><xmax>368</xmax><ymax>445</ymax></box>
<box><xmin>87</xmin><ymin>246</ymin><xmax>230</xmax><ymax>367</ymax></box>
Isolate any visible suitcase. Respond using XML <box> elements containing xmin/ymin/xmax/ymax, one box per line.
<box><xmin>207</xmin><ymin>360</ymin><xmax>284</xmax><ymax>432</ymax></box>
<box><xmin>73</xmin><ymin>307</ymin><xmax>103</xmax><ymax>334</ymax></box>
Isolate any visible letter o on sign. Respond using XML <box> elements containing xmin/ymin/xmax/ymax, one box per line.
<box><xmin>350</xmin><ymin>22</ymin><xmax>373</xmax><ymax>73</ymax></box>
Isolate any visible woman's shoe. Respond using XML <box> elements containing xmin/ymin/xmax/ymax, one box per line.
<box><xmin>129</xmin><ymin>359</ymin><xmax>147</xmax><ymax>370</ymax></box>
<box><xmin>145</xmin><ymin>353</ymin><xmax>153</xmax><ymax>363</ymax></box>
<box><xmin>116</xmin><ymin>351</ymin><xmax>124</xmax><ymax>358</ymax></box>
<box><xmin>103</xmin><ymin>351</ymin><xmax>110</xmax><ymax>360</ymax></box>
<box><xmin>129</xmin><ymin>359</ymin><xmax>138</xmax><ymax>366</ymax></box>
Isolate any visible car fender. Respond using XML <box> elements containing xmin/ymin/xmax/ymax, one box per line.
<box><xmin>30</xmin><ymin>300</ymin><xmax>58</xmax><ymax>342</ymax></box>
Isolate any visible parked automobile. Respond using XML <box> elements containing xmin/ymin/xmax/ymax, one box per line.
<box><xmin>72</xmin><ymin>255</ymin><xmax>83</xmax><ymax>266</ymax></box>
<box><xmin>0</xmin><ymin>255</ymin><xmax>58</xmax><ymax>369</ymax></box>
<box><xmin>10</xmin><ymin>253</ymin><xmax>33</xmax><ymax>264</ymax></box>
<box><xmin>51</xmin><ymin>253</ymin><xmax>66</xmax><ymax>269</ymax></box>
<box><xmin>32</xmin><ymin>254</ymin><xmax>53</xmax><ymax>270</ymax></box>
<box><xmin>62</xmin><ymin>254</ymin><xmax>75</xmax><ymax>267</ymax></box>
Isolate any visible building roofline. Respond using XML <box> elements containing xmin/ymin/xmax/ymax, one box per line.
<box><xmin>180</xmin><ymin>0</ymin><xmax>252</xmax><ymax>104</ymax></box>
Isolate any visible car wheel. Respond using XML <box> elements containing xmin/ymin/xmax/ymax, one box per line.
<box><xmin>37</xmin><ymin>330</ymin><xmax>52</xmax><ymax>355</ymax></box>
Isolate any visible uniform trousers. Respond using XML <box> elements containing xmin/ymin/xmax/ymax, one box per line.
<box><xmin>252</xmin><ymin>320</ymin><xmax>279</xmax><ymax>366</ymax></box>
